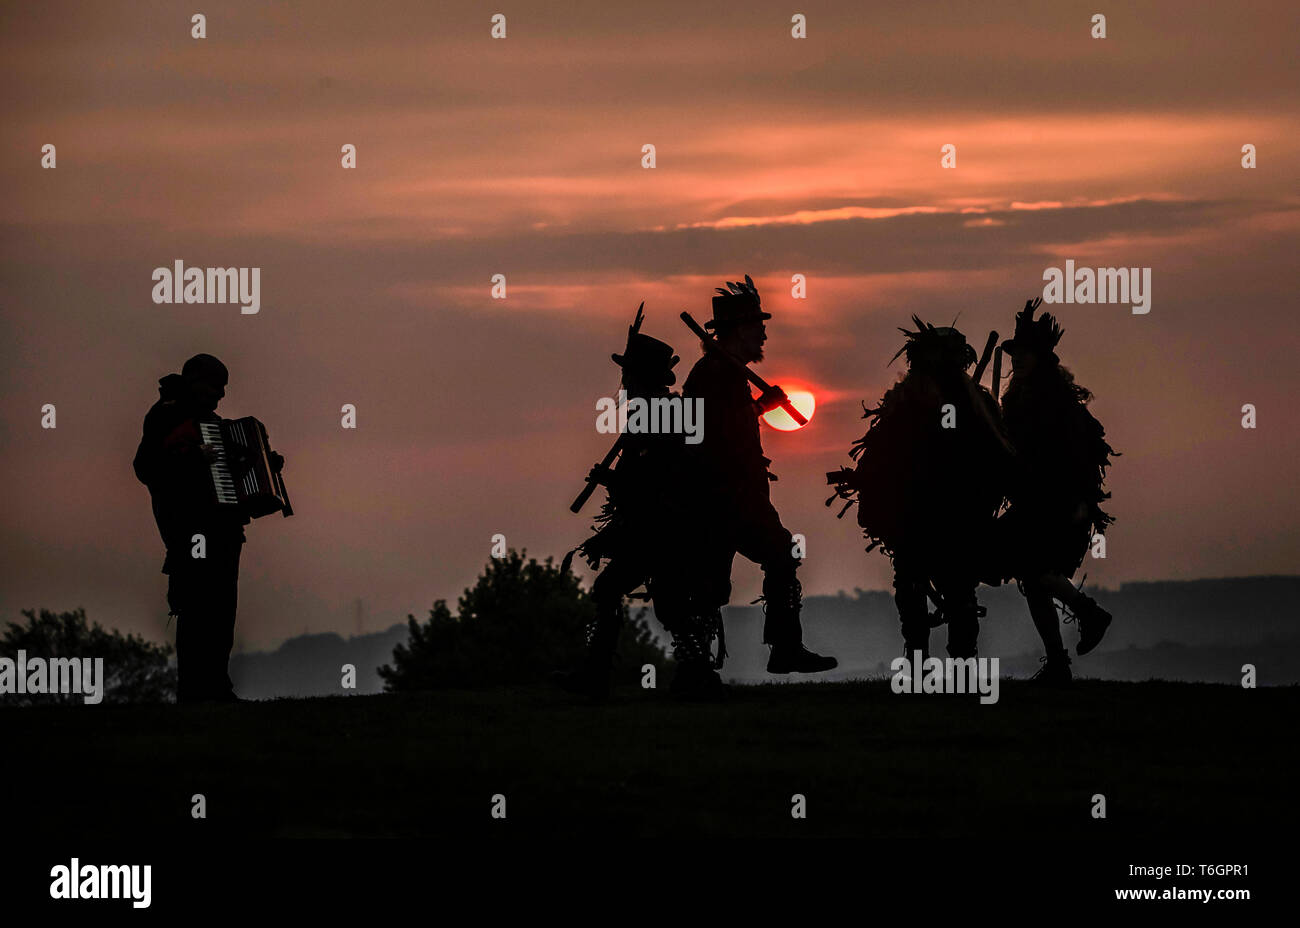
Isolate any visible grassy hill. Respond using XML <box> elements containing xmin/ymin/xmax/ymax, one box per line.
<box><xmin>3</xmin><ymin>679</ymin><xmax>1293</xmax><ymax>839</ymax></box>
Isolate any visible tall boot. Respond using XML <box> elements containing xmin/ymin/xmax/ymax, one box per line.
<box><xmin>895</xmin><ymin>570</ymin><xmax>931</xmax><ymax>661</ymax></box>
<box><xmin>763</xmin><ymin>575</ymin><xmax>838</xmax><ymax>674</ymax></box>
<box><xmin>900</xmin><ymin>622</ymin><xmax>930</xmax><ymax>662</ymax></box>
<box><xmin>1033</xmin><ymin>573</ymin><xmax>1113</xmax><ymax>656</ymax></box>
<box><xmin>944</xmin><ymin>588</ymin><xmax>981</xmax><ymax>659</ymax></box>
<box><xmin>1071</xmin><ymin>594</ymin><xmax>1113</xmax><ymax>656</ymax></box>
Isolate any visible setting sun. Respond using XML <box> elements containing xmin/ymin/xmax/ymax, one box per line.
<box><xmin>762</xmin><ymin>389</ymin><xmax>816</xmax><ymax>431</ymax></box>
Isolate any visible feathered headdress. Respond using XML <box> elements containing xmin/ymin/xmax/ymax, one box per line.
<box><xmin>888</xmin><ymin>314</ymin><xmax>977</xmax><ymax>369</ymax></box>
<box><xmin>715</xmin><ymin>275</ymin><xmax>761</xmax><ymax>305</ymax></box>
<box><xmin>1000</xmin><ymin>298</ymin><xmax>1063</xmax><ymax>360</ymax></box>
<box><xmin>706</xmin><ymin>274</ymin><xmax>771</xmax><ymax>328</ymax></box>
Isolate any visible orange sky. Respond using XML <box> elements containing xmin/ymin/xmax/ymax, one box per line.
<box><xmin>2</xmin><ymin>1</ymin><xmax>1297</xmax><ymax>650</ymax></box>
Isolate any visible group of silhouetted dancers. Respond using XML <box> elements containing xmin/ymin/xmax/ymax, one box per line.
<box><xmin>558</xmin><ymin>279</ymin><xmax>1116</xmax><ymax>700</ymax></box>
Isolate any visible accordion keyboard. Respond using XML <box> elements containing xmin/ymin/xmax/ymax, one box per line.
<box><xmin>198</xmin><ymin>421</ymin><xmax>239</xmax><ymax>505</ymax></box>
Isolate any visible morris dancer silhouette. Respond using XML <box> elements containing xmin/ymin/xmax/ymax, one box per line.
<box><xmin>994</xmin><ymin>299</ymin><xmax>1118</xmax><ymax>684</ymax></box>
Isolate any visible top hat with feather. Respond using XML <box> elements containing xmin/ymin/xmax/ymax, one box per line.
<box><xmin>705</xmin><ymin>274</ymin><xmax>772</xmax><ymax>329</ymax></box>
<box><xmin>612</xmin><ymin>302</ymin><xmax>679</xmax><ymax>385</ymax></box>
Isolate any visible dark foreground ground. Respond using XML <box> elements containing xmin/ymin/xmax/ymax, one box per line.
<box><xmin>3</xmin><ymin>679</ymin><xmax>1293</xmax><ymax>840</ymax></box>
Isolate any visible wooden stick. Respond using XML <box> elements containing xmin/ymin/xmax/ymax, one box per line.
<box><xmin>972</xmin><ymin>330</ymin><xmax>999</xmax><ymax>386</ymax></box>
<box><xmin>680</xmin><ymin>312</ymin><xmax>808</xmax><ymax>426</ymax></box>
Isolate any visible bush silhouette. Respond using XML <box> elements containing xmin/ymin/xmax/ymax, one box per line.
<box><xmin>379</xmin><ymin>550</ymin><xmax>670</xmax><ymax>690</ymax></box>
<box><xmin>2</xmin><ymin>608</ymin><xmax>176</xmax><ymax>704</ymax></box>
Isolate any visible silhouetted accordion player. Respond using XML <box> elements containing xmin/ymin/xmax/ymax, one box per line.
<box><xmin>198</xmin><ymin>416</ymin><xmax>293</xmax><ymax>518</ymax></box>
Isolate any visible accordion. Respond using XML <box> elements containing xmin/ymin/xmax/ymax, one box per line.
<box><xmin>197</xmin><ymin>416</ymin><xmax>293</xmax><ymax>518</ymax></box>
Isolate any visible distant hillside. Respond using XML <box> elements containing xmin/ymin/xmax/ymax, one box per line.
<box><xmin>721</xmin><ymin>575</ymin><xmax>1300</xmax><ymax>686</ymax></box>
<box><xmin>228</xmin><ymin>576</ymin><xmax>1300</xmax><ymax>698</ymax></box>
<box><xmin>230</xmin><ymin>624</ymin><xmax>408</xmax><ymax>699</ymax></box>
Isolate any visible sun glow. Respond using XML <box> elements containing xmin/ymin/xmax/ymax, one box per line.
<box><xmin>762</xmin><ymin>388</ymin><xmax>815</xmax><ymax>431</ymax></box>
